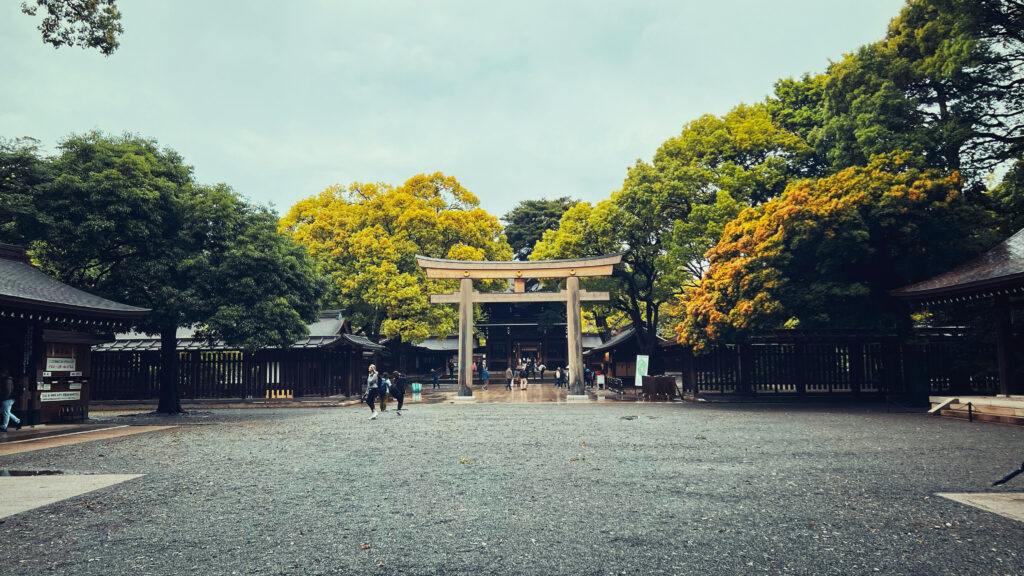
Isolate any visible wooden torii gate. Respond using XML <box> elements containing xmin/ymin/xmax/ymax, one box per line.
<box><xmin>417</xmin><ymin>253</ymin><xmax>622</xmax><ymax>398</ymax></box>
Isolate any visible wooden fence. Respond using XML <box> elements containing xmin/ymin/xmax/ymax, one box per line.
<box><xmin>675</xmin><ymin>331</ymin><xmax>1000</xmax><ymax>399</ymax></box>
<box><xmin>90</xmin><ymin>347</ymin><xmax>363</xmax><ymax>400</ymax></box>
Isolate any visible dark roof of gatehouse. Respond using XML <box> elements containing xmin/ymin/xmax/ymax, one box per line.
<box><xmin>0</xmin><ymin>244</ymin><xmax>149</xmax><ymax>323</ymax></box>
<box><xmin>93</xmin><ymin>311</ymin><xmax>384</xmax><ymax>352</ymax></box>
<box><xmin>891</xmin><ymin>228</ymin><xmax>1024</xmax><ymax>303</ymax></box>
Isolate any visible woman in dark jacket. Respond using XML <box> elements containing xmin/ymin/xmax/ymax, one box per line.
<box><xmin>390</xmin><ymin>371</ymin><xmax>407</xmax><ymax>415</ymax></box>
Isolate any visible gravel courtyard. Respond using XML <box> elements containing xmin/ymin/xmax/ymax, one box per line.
<box><xmin>1</xmin><ymin>402</ymin><xmax>1022</xmax><ymax>576</ymax></box>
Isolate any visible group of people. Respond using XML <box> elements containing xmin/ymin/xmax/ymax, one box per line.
<box><xmin>363</xmin><ymin>365</ymin><xmax>408</xmax><ymax>420</ymax></box>
<box><xmin>503</xmin><ymin>365</ymin><xmax>530</xmax><ymax>390</ymax></box>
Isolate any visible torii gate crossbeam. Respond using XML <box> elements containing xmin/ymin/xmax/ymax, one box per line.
<box><xmin>417</xmin><ymin>253</ymin><xmax>622</xmax><ymax>398</ymax></box>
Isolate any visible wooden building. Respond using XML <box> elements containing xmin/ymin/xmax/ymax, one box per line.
<box><xmin>584</xmin><ymin>326</ymin><xmax>666</xmax><ymax>383</ymax></box>
<box><xmin>0</xmin><ymin>244</ymin><xmax>148</xmax><ymax>423</ymax></box>
<box><xmin>892</xmin><ymin>227</ymin><xmax>1024</xmax><ymax>396</ymax></box>
<box><xmin>91</xmin><ymin>311</ymin><xmax>383</xmax><ymax>400</ymax></box>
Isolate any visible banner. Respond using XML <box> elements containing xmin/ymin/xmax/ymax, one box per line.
<box><xmin>635</xmin><ymin>354</ymin><xmax>650</xmax><ymax>386</ymax></box>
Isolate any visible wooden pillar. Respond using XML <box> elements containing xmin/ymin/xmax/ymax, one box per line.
<box><xmin>737</xmin><ymin>343</ymin><xmax>753</xmax><ymax>395</ymax></box>
<box><xmin>849</xmin><ymin>342</ymin><xmax>864</xmax><ymax>397</ymax></box>
<box><xmin>458</xmin><ymin>277</ymin><xmax>474</xmax><ymax>396</ymax></box>
<box><xmin>995</xmin><ymin>295</ymin><xmax>1014</xmax><ymax>397</ymax></box>
<box><xmin>566</xmin><ymin>276</ymin><xmax>584</xmax><ymax>395</ymax></box>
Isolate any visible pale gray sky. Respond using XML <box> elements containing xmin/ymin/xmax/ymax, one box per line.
<box><xmin>1</xmin><ymin>0</ymin><xmax>907</xmax><ymax>219</ymax></box>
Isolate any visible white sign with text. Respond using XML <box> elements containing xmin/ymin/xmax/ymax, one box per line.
<box><xmin>40</xmin><ymin>391</ymin><xmax>81</xmax><ymax>402</ymax></box>
<box><xmin>45</xmin><ymin>357</ymin><xmax>76</xmax><ymax>372</ymax></box>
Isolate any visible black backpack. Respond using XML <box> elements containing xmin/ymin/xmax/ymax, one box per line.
<box><xmin>1</xmin><ymin>376</ymin><xmax>13</xmax><ymax>401</ymax></box>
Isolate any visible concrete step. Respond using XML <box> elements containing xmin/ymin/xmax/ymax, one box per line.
<box><xmin>938</xmin><ymin>407</ymin><xmax>1024</xmax><ymax>426</ymax></box>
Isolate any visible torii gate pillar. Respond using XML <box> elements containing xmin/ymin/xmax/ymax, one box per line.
<box><xmin>565</xmin><ymin>275</ymin><xmax>584</xmax><ymax>395</ymax></box>
<box><xmin>457</xmin><ymin>277</ymin><xmax>474</xmax><ymax>396</ymax></box>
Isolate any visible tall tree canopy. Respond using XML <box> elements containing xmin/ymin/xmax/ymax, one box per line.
<box><xmin>21</xmin><ymin>0</ymin><xmax>123</xmax><ymax>55</ymax></box>
<box><xmin>802</xmin><ymin>0</ymin><xmax>1024</xmax><ymax>185</ymax></box>
<box><xmin>678</xmin><ymin>154</ymin><xmax>998</xmax><ymax>350</ymax></box>
<box><xmin>501</xmin><ymin>197</ymin><xmax>575</xmax><ymax>258</ymax></box>
<box><xmin>532</xmin><ymin>104</ymin><xmax>807</xmax><ymax>354</ymax></box>
<box><xmin>281</xmin><ymin>173</ymin><xmax>512</xmax><ymax>343</ymax></box>
<box><xmin>0</xmin><ymin>138</ymin><xmax>54</xmax><ymax>245</ymax></box>
<box><xmin>0</xmin><ymin>133</ymin><xmax>324</xmax><ymax>412</ymax></box>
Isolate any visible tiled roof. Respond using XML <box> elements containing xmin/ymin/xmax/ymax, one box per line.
<box><xmin>0</xmin><ymin>244</ymin><xmax>149</xmax><ymax>322</ymax></box>
<box><xmin>94</xmin><ymin>335</ymin><xmax>344</xmax><ymax>352</ymax></box>
<box><xmin>586</xmin><ymin>326</ymin><xmax>666</xmax><ymax>354</ymax></box>
<box><xmin>94</xmin><ymin>311</ymin><xmax>384</xmax><ymax>352</ymax></box>
<box><xmin>413</xmin><ymin>337</ymin><xmax>459</xmax><ymax>351</ymax></box>
<box><xmin>892</xmin><ymin>228</ymin><xmax>1024</xmax><ymax>301</ymax></box>
<box><xmin>342</xmin><ymin>333</ymin><xmax>384</xmax><ymax>351</ymax></box>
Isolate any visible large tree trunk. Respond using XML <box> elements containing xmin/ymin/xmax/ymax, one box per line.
<box><xmin>156</xmin><ymin>325</ymin><xmax>182</xmax><ymax>414</ymax></box>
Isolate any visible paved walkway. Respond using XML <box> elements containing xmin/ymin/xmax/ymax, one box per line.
<box><xmin>0</xmin><ymin>402</ymin><xmax>1021</xmax><ymax>575</ymax></box>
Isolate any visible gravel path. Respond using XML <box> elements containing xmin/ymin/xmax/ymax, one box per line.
<box><xmin>1</xmin><ymin>402</ymin><xmax>1022</xmax><ymax>575</ymax></box>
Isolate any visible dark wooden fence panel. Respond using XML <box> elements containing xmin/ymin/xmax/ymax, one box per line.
<box><xmin>678</xmin><ymin>331</ymin><xmax>999</xmax><ymax>399</ymax></box>
<box><xmin>91</xmin><ymin>346</ymin><xmax>359</xmax><ymax>400</ymax></box>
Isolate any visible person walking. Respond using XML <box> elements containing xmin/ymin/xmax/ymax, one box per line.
<box><xmin>480</xmin><ymin>366</ymin><xmax>490</xmax><ymax>391</ymax></box>
<box><xmin>390</xmin><ymin>371</ymin><xmax>407</xmax><ymax>415</ymax></box>
<box><xmin>1</xmin><ymin>369</ymin><xmax>22</xmax><ymax>432</ymax></box>
<box><xmin>538</xmin><ymin>363</ymin><xmax>546</xmax><ymax>381</ymax></box>
<box><xmin>554</xmin><ymin>367</ymin><xmax>563</xmax><ymax>388</ymax></box>
<box><xmin>379</xmin><ymin>372</ymin><xmax>391</xmax><ymax>412</ymax></box>
<box><xmin>504</xmin><ymin>366</ymin><xmax>514</xmax><ymax>390</ymax></box>
<box><xmin>431</xmin><ymin>368</ymin><xmax>440</xmax><ymax>389</ymax></box>
<box><xmin>365</xmin><ymin>365</ymin><xmax>381</xmax><ymax>420</ymax></box>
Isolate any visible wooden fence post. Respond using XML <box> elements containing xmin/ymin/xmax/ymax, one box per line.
<box><xmin>737</xmin><ymin>343</ymin><xmax>753</xmax><ymax>395</ymax></box>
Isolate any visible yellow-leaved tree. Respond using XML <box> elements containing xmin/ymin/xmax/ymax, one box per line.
<box><xmin>281</xmin><ymin>173</ymin><xmax>512</xmax><ymax>341</ymax></box>
<box><xmin>677</xmin><ymin>154</ymin><xmax>998</xmax><ymax>350</ymax></box>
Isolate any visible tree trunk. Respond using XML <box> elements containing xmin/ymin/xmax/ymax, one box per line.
<box><xmin>156</xmin><ymin>325</ymin><xmax>182</xmax><ymax>414</ymax></box>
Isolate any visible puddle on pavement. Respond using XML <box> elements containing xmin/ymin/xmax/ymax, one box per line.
<box><xmin>0</xmin><ymin>470</ymin><xmax>65</xmax><ymax>476</ymax></box>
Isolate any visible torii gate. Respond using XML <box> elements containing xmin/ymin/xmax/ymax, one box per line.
<box><xmin>417</xmin><ymin>253</ymin><xmax>622</xmax><ymax>398</ymax></box>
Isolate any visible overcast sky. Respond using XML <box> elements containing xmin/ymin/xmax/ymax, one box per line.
<box><xmin>2</xmin><ymin>0</ymin><xmax>907</xmax><ymax>220</ymax></box>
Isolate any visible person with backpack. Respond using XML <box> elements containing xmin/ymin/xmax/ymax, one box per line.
<box><xmin>1</xmin><ymin>368</ymin><xmax>22</xmax><ymax>432</ymax></box>
<box><xmin>390</xmin><ymin>371</ymin><xmax>407</xmax><ymax>416</ymax></box>
<box><xmin>480</xmin><ymin>366</ymin><xmax>490</xmax><ymax>391</ymax></box>
<box><xmin>379</xmin><ymin>372</ymin><xmax>392</xmax><ymax>412</ymax></box>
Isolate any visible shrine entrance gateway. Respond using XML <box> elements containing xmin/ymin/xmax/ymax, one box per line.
<box><xmin>417</xmin><ymin>254</ymin><xmax>623</xmax><ymax>398</ymax></box>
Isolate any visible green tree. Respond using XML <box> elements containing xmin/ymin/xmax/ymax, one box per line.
<box><xmin>766</xmin><ymin>74</ymin><xmax>832</xmax><ymax>178</ymax></box>
<box><xmin>21</xmin><ymin>0</ymin><xmax>123</xmax><ymax>55</ymax></box>
<box><xmin>533</xmin><ymin>166</ymin><xmax>689</xmax><ymax>356</ymax></box>
<box><xmin>678</xmin><ymin>154</ymin><xmax>998</xmax><ymax>350</ymax></box>
<box><xmin>20</xmin><ymin>133</ymin><xmax>324</xmax><ymax>413</ymax></box>
<box><xmin>991</xmin><ymin>158</ymin><xmax>1024</xmax><ymax>234</ymax></box>
<box><xmin>533</xmin><ymin>104</ymin><xmax>808</xmax><ymax>355</ymax></box>
<box><xmin>0</xmin><ymin>138</ymin><xmax>54</xmax><ymax>245</ymax></box>
<box><xmin>817</xmin><ymin>0</ymin><xmax>1024</xmax><ymax>185</ymax></box>
<box><xmin>281</xmin><ymin>172</ymin><xmax>512</xmax><ymax>343</ymax></box>
<box><xmin>501</xmin><ymin>197</ymin><xmax>575</xmax><ymax>258</ymax></box>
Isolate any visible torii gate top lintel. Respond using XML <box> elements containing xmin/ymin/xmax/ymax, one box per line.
<box><xmin>415</xmin><ymin>253</ymin><xmax>623</xmax><ymax>279</ymax></box>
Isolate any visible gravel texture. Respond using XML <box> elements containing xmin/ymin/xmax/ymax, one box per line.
<box><xmin>0</xmin><ymin>402</ymin><xmax>1022</xmax><ymax>575</ymax></box>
